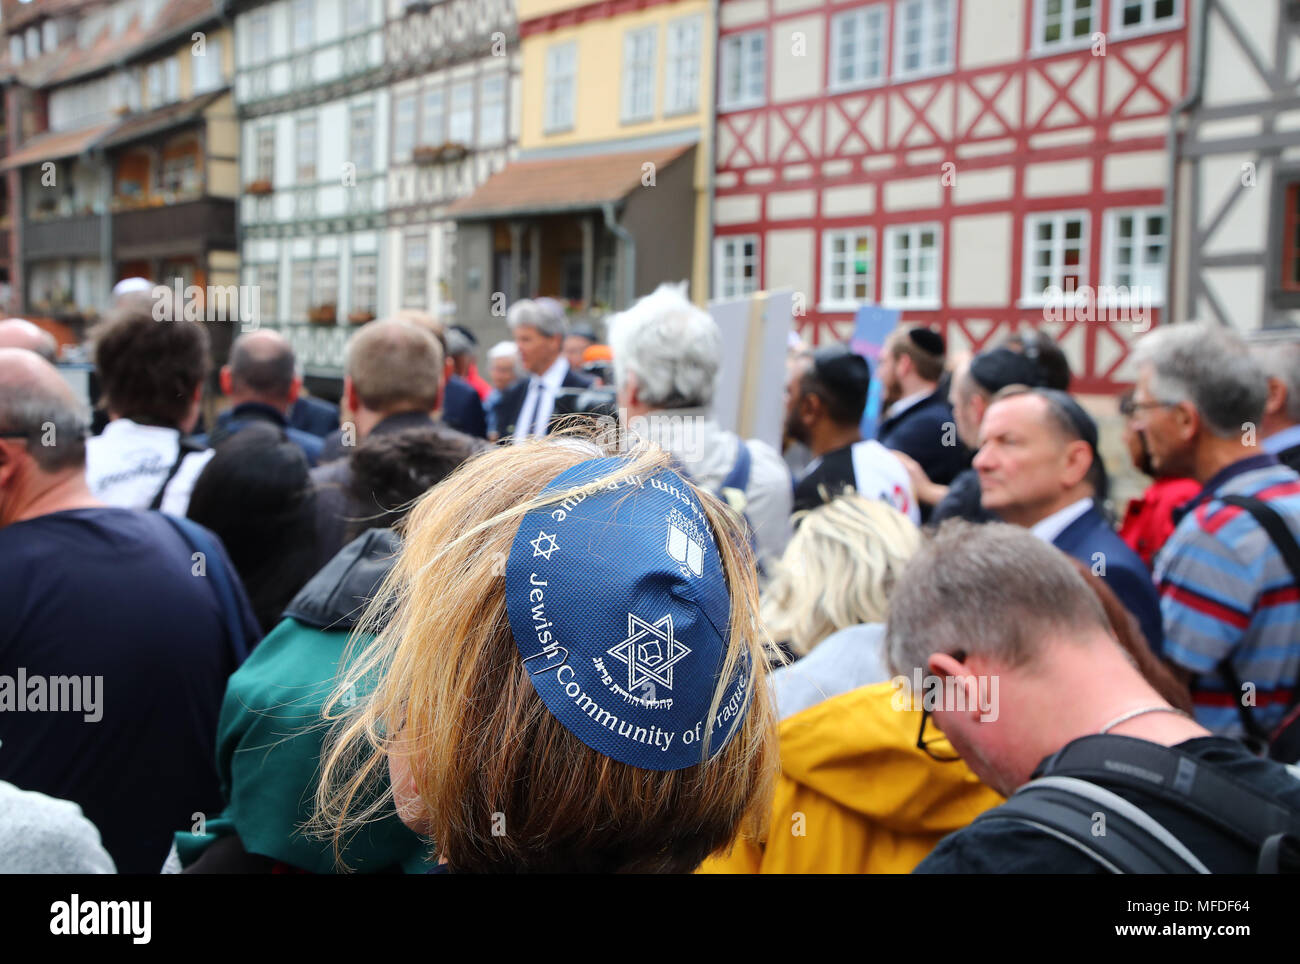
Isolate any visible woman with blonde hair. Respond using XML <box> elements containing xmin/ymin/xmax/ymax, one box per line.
<box><xmin>702</xmin><ymin>493</ymin><xmax>1003</xmax><ymax>874</ymax></box>
<box><xmin>315</xmin><ymin>436</ymin><xmax>778</xmax><ymax>873</ymax></box>
<box><xmin>762</xmin><ymin>493</ymin><xmax>922</xmax><ymax>719</ymax></box>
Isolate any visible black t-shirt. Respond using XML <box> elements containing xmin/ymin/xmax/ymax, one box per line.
<box><xmin>929</xmin><ymin>468</ymin><xmax>996</xmax><ymax>525</ymax></box>
<box><xmin>0</xmin><ymin>508</ymin><xmax>252</xmax><ymax>873</ymax></box>
<box><xmin>793</xmin><ymin>446</ymin><xmax>856</xmax><ymax>514</ymax></box>
<box><xmin>915</xmin><ymin>737</ymin><xmax>1300</xmax><ymax>873</ymax></box>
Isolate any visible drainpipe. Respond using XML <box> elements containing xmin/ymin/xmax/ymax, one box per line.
<box><xmin>1164</xmin><ymin>0</ymin><xmax>1210</xmax><ymax>320</ymax></box>
<box><xmin>603</xmin><ymin>201</ymin><xmax>634</xmax><ymax>309</ymax></box>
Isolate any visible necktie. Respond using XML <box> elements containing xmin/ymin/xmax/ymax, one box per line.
<box><xmin>531</xmin><ymin>378</ymin><xmax>549</xmax><ymax>438</ymax></box>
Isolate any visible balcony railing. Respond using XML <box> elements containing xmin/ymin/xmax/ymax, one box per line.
<box><xmin>25</xmin><ymin>212</ymin><xmax>104</xmax><ymax>259</ymax></box>
<box><xmin>113</xmin><ymin>197</ymin><xmax>236</xmax><ymax>256</ymax></box>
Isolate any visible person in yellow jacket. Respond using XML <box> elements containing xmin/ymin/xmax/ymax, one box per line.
<box><xmin>700</xmin><ymin>494</ymin><xmax>1002</xmax><ymax>873</ymax></box>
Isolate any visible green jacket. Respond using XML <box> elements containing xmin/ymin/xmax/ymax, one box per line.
<box><xmin>173</xmin><ymin>528</ymin><xmax>429</xmax><ymax>873</ymax></box>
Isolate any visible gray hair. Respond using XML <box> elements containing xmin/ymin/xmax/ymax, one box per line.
<box><xmin>1248</xmin><ymin>336</ymin><xmax>1300</xmax><ymax>424</ymax></box>
<box><xmin>230</xmin><ymin>332</ymin><xmax>296</xmax><ymax>399</ymax></box>
<box><xmin>487</xmin><ymin>340</ymin><xmax>518</xmax><ymax>361</ymax></box>
<box><xmin>885</xmin><ymin>521</ymin><xmax>1110</xmax><ymax>679</ymax></box>
<box><xmin>506</xmin><ymin>299</ymin><xmax>567</xmax><ymax>339</ymax></box>
<box><xmin>445</xmin><ymin>327</ymin><xmax>475</xmax><ymax>359</ymax></box>
<box><xmin>1130</xmin><ymin>323</ymin><xmax>1267</xmax><ymax>438</ymax></box>
<box><xmin>0</xmin><ymin>371</ymin><xmax>89</xmax><ymax>473</ymax></box>
<box><xmin>608</xmin><ymin>282</ymin><xmax>721</xmax><ymax>409</ymax></box>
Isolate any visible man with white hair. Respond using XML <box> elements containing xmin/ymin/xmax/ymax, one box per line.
<box><xmin>1248</xmin><ymin>336</ymin><xmax>1300</xmax><ymax>473</ymax></box>
<box><xmin>1130</xmin><ymin>323</ymin><xmax>1300</xmax><ymax>745</ymax></box>
<box><xmin>494</xmin><ymin>300</ymin><xmax>593</xmax><ymax>442</ymax></box>
<box><xmin>609</xmin><ymin>283</ymin><xmax>791</xmax><ymax>568</ymax></box>
<box><xmin>485</xmin><ymin>340</ymin><xmax>523</xmax><ymax>441</ymax></box>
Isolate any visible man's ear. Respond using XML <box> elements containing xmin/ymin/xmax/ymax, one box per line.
<box><xmin>1062</xmin><ymin>439</ymin><xmax>1093</xmax><ymax>488</ymax></box>
<box><xmin>927</xmin><ymin>651</ymin><xmax>983</xmax><ymax>725</ymax></box>
<box><xmin>219</xmin><ymin>366</ymin><xmax>233</xmax><ymax>396</ymax></box>
<box><xmin>1266</xmin><ymin>376</ymin><xmax>1287</xmax><ymax>418</ymax></box>
<box><xmin>0</xmin><ymin>440</ymin><xmax>23</xmax><ymax>489</ymax></box>
<box><xmin>344</xmin><ymin>376</ymin><xmax>360</xmax><ymax>415</ymax></box>
<box><xmin>1174</xmin><ymin>400</ymin><xmax>1200</xmax><ymax>442</ymax></box>
<box><xmin>287</xmin><ymin>374</ymin><xmax>302</xmax><ymax>405</ymax></box>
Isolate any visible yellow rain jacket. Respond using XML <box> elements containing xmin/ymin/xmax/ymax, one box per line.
<box><xmin>700</xmin><ymin>680</ymin><xmax>1003</xmax><ymax>874</ymax></box>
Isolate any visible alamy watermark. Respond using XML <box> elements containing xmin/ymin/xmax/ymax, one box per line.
<box><xmin>0</xmin><ymin>669</ymin><xmax>102</xmax><ymax>722</ymax></box>
<box><xmin>890</xmin><ymin>668</ymin><xmax>999</xmax><ymax>723</ymax></box>
<box><xmin>151</xmin><ymin>280</ymin><xmax>262</xmax><ymax>330</ymax></box>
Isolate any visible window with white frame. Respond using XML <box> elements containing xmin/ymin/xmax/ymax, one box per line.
<box><xmin>420</xmin><ymin>88</ymin><xmax>445</xmax><ymax>145</ymax></box>
<box><xmin>622</xmin><ymin>26</ymin><xmax>657</xmax><ymax>123</ymax></box>
<box><xmin>1104</xmin><ymin>209</ymin><xmax>1166</xmax><ymax>300</ymax></box>
<box><xmin>894</xmin><ymin>0</ymin><xmax>953</xmax><ymax>79</ymax></box>
<box><xmin>449</xmin><ymin>81</ymin><xmax>475</xmax><ymax>145</ymax></box>
<box><xmin>25</xmin><ymin>27</ymin><xmax>39</xmax><ymax>60</ymax></box>
<box><xmin>403</xmin><ymin>232</ymin><xmax>429</xmax><ymax>308</ymax></box>
<box><xmin>295</xmin><ymin>116</ymin><xmax>317</xmax><ymax>182</ymax></box>
<box><xmin>883</xmin><ymin>224</ymin><xmax>941</xmax><ymax>307</ymax></box>
<box><xmin>715</xmin><ymin>235</ymin><xmax>759</xmax><ymax>299</ymax></box>
<box><xmin>42</xmin><ymin>19</ymin><xmax>58</xmax><ymax>54</ymax></box>
<box><xmin>351</xmin><ymin>253</ymin><xmax>377</xmax><ymax>314</ymax></box>
<box><xmin>1113</xmin><ymin>0</ymin><xmax>1179</xmax><ymax>33</ymax></box>
<box><xmin>1035</xmin><ymin>0</ymin><xmax>1096</xmax><ymax>50</ymax></box>
<box><xmin>479</xmin><ymin>74</ymin><xmax>506</xmax><ymax>146</ymax></box>
<box><xmin>719</xmin><ymin>31</ymin><xmax>765</xmax><ymax>110</ymax></box>
<box><xmin>831</xmin><ymin>5</ymin><xmax>887</xmax><ymax>90</ymax></box>
<box><xmin>350</xmin><ymin>102</ymin><xmax>375</xmax><ymax>173</ymax></box>
<box><xmin>291</xmin><ymin>261</ymin><xmax>313</xmax><ymax>320</ymax></box>
<box><xmin>1023</xmin><ymin>212</ymin><xmax>1089</xmax><ymax>301</ymax></box>
<box><xmin>394</xmin><ymin>92</ymin><xmax>416</xmax><ymax>160</ymax></box>
<box><xmin>9</xmin><ymin>36</ymin><xmax>23</xmax><ymax>67</ymax></box>
<box><xmin>255</xmin><ymin>125</ymin><xmax>275</xmax><ymax>181</ymax></box>
<box><xmin>253</xmin><ymin>264</ymin><xmax>278</xmax><ymax>322</ymax></box>
<box><xmin>664</xmin><ymin>16</ymin><xmax>701</xmax><ymax>115</ymax></box>
<box><xmin>248</xmin><ymin>10</ymin><xmax>270</xmax><ymax>63</ymax></box>
<box><xmin>345</xmin><ymin>0</ymin><xmax>370</xmax><ymax>32</ymax></box>
<box><xmin>822</xmin><ymin>229</ymin><xmax>874</xmax><ymax>308</ymax></box>
<box><xmin>544</xmin><ymin>42</ymin><xmax>577</xmax><ymax>133</ymax></box>
<box><xmin>316</xmin><ymin>257</ymin><xmax>339</xmax><ymax>308</ymax></box>
<box><xmin>193</xmin><ymin>37</ymin><xmax>224</xmax><ymax>93</ymax></box>
<box><xmin>292</xmin><ymin>0</ymin><xmax>314</xmax><ymax>49</ymax></box>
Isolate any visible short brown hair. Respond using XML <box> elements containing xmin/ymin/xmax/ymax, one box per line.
<box><xmin>316</xmin><ymin>436</ymin><xmax>777</xmax><ymax>873</ymax></box>
<box><xmin>344</xmin><ymin>319</ymin><xmax>443</xmax><ymax>414</ymax></box>
<box><xmin>887</xmin><ymin>326</ymin><xmax>945</xmax><ymax>383</ymax></box>
<box><xmin>91</xmin><ymin>293</ymin><xmax>209</xmax><ymax>427</ymax></box>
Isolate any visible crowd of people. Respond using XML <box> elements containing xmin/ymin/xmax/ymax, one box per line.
<box><xmin>0</xmin><ymin>286</ymin><xmax>1298</xmax><ymax>874</ymax></box>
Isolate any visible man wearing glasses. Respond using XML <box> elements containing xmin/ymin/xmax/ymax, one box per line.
<box><xmin>1130</xmin><ymin>323</ymin><xmax>1300</xmax><ymax>746</ymax></box>
<box><xmin>890</xmin><ymin>522</ymin><xmax>1300</xmax><ymax>873</ymax></box>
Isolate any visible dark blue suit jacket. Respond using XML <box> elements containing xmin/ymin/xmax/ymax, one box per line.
<box><xmin>288</xmin><ymin>395</ymin><xmax>340</xmax><ymax>438</ymax></box>
<box><xmin>494</xmin><ymin>366</ymin><xmax>594</xmax><ymax>441</ymax></box>
<box><xmin>442</xmin><ymin>376</ymin><xmax>487</xmax><ymax>439</ymax></box>
<box><xmin>199</xmin><ymin>403</ymin><xmax>324</xmax><ymax>466</ymax></box>
<box><xmin>877</xmin><ymin>389</ymin><xmax>970</xmax><ymax>487</ymax></box>
<box><xmin>1053</xmin><ymin>506</ymin><xmax>1164</xmax><ymax>654</ymax></box>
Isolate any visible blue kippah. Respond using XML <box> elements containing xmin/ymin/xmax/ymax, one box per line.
<box><xmin>504</xmin><ymin>457</ymin><xmax>751</xmax><ymax>771</ymax></box>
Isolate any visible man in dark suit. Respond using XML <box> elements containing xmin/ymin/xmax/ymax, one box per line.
<box><xmin>877</xmin><ymin>325</ymin><xmax>969</xmax><ymax>488</ymax></box>
<box><xmin>974</xmin><ymin>386</ymin><xmax>1164</xmax><ymax>653</ymax></box>
<box><xmin>199</xmin><ymin>330</ymin><xmax>324</xmax><ymax>465</ymax></box>
<box><xmin>495</xmin><ymin>299</ymin><xmax>593</xmax><ymax>443</ymax></box>
<box><xmin>441</xmin><ymin>375</ymin><xmax>487</xmax><ymax>438</ymax></box>
<box><xmin>288</xmin><ymin>395</ymin><xmax>340</xmax><ymax>439</ymax></box>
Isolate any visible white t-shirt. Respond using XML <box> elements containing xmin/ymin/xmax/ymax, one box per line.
<box><xmin>85</xmin><ymin>419</ymin><xmax>214</xmax><ymax>516</ymax></box>
<box><xmin>849</xmin><ymin>439</ymin><xmax>920</xmax><ymax>524</ymax></box>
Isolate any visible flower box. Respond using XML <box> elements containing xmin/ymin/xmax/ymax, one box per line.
<box><xmin>307</xmin><ymin>304</ymin><xmax>337</xmax><ymax>325</ymax></box>
<box><xmin>245</xmin><ymin>179</ymin><xmax>274</xmax><ymax>196</ymax></box>
<box><xmin>347</xmin><ymin>310</ymin><xmax>375</xmax><ymax>325</ymax></box>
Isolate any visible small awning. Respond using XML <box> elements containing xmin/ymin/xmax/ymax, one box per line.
<box><xmin>1</xmin><ymin>121</ymin><xmax>118</xmax><ymax>170</ymax></box>
<box><xmin>100</xmin><ymin>89</ymin><xmax>228</xmax><ymax>150</ymax></box>
<box><xmin>446</xmin><ymin>144</ymin><xmax>693</xmax><ymax>221</ymax></box>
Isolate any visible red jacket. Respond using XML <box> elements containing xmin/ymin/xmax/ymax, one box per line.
<box><xmin>1119</xmin><ymin>476</ymin><xmax>1201</xmax><ymax>570</ymax></box>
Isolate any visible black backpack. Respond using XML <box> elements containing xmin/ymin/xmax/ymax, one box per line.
<box><xmin>1212</xmin><ymin>495</ymin><xmax>1300</xmax><ymax>763</ymax></box>
<box><xmin>979</xmin><ymin>735</ymin><xmax>1300</xmax><ymax>873</ymax></box>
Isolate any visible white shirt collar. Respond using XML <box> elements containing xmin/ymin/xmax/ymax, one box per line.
<box><xmin>101</xmin><ymin>417</ymin><xmax>180</xmax><ymax>439</ymax></box>
<box><xmin>885</xmin><ymin>388</ymin><xmax>930</xmax><ymax>420</ymax></box>
<box><xmin>1030</xmin><ymin>497</ymin><xmax>1094</xmax><ymax>545</ymax></box>
<box><xmin>536</xmin><ymin>355</ymin><xmax>569</xmax><ymax>390</ymax></box>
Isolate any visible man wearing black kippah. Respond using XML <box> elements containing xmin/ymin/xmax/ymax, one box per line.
<box><xmin>876</xmin><ymin>326</ymin><xmax>969</xmax><ymax>497</ymax></box>
<box><xmin>785</xmin><ymin>346</ymin><xmax>918</xmax><ymax>521</ymax></box>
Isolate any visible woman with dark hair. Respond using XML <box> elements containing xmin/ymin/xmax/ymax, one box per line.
<box><xmin>186</xmin><ymin>422</ymin><xmax>319</xmax><ymax>635</ymax></box>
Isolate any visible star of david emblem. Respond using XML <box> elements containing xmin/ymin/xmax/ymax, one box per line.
<box><xmin>607</xmin><ymin>614</ymin><xmax>691</xmax><ymax>692</ymax></box>
<box><xmin>530</xmin><ymin>530</ymin><xmax>560</xmax><ymax>560</ymax></box>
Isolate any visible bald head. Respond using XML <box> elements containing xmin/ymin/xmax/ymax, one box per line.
<box><xmin>0</xmin><ymin>319</ymin><xmax>58</xmax><ymax>363</ymax></box>
<box><xmin>0</xmin><ymin>348</ymin><xmax>88</xmax><ymax>473</ymax></box>
<box><xmin>226</xmin><ymin>329</ymin><xmax>299</xmax><ymax>408</ymax></box>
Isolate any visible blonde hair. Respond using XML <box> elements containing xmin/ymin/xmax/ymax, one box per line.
<box><xmin>762</xmin><ymin>494</ymin><xmax>921</xmax><ymax>655</ymax></box>
<box><xmin>314</xmin><ymin>433</ymin><xmax>778</xmax><ymax>872</ymax></box>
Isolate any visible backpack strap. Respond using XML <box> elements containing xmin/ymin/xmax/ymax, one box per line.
<box><xmin>162</xmin><ymin>514</ymin><xmax>253</xmax><ymax>665</ymax></box>
<box><xmin>1214</xmin><ymin>495</ymin><xmax>1300</xmax><ymax>743</ymax></box>
<box><xmin>984</xmin><ymin>775</ymin><xmax>1209</xmax><ymax>873</ymax></box>
<box><xmin>149</xmin><ymin>436</ymin><xmax>207</xmax><ymax>511</ymax></box>
<box><xmin>719</xmin><ymin>440</ymin><xmax>752</xmax><ymax>496</ymax></box>
<box><xmin>1037</xmin><ymin>734</ymin><xmax>1300</xmax><ymax>870</ymax></box>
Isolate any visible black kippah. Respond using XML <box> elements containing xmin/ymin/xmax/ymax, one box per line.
<box><xmin>907</xmin><ymin>327</ymin><xmax>945</xmax><ymax>357</ymax></box>
<box><xmin>811</xmin><ymin>344</ymin><xmax>871</xmax><ymax>396</ymax></box>
<box><xmin>968</xmin><ymin>347</ymin><xmax>1046</xmax><ymax>394</ymax></box>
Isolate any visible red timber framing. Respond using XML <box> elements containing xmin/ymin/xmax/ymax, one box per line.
<box><xmin>714</xmin><ymin>0</ymin><xmax>1190</xmax><ymax>394</ymax></box>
